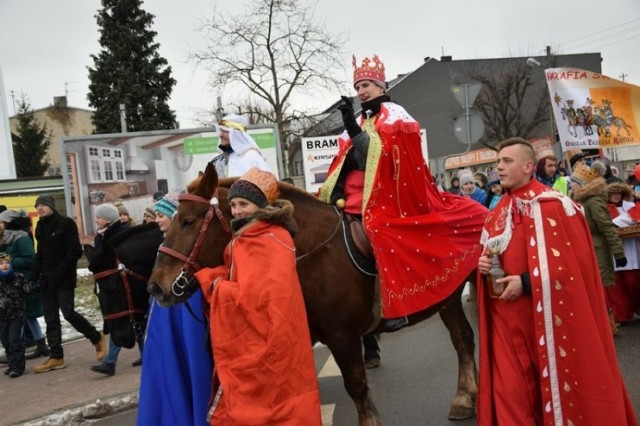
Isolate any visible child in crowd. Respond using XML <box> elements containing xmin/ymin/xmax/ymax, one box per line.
<box><xmin>0</xmin><ymin>253</ymin><xmax>37</xmax><ymax>378</ymax></box>
<box><xmin>460</xmin><ymin>173</ymin><xmax>487</xmax><ymax>204</ymax></box>
<box><xmin>142</xmin><ymin>207</ymin><xmax>156</xmax><ymax>224</ymax></box>
<box><xmin>195</xmin><ymin>168</ymin><xmax>321</xmax><ymax>425</ymax></box>
<box><xmin>117</xmin><ymin>206</ymin><xmax>136</xmax><ymax>227</ymax></box>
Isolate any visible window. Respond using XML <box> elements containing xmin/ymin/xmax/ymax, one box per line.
<box><xmin>85</xmin><ymin>145</ymin><xmax>125</xmax><ymax>183</ymax></box>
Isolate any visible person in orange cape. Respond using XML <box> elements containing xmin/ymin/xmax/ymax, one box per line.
<box><xmin>319</xmin><ymin>54</ymin><xmax>487</xmax><ymax>322</ymax></box>
<box><xmin>477</xmin><ymin>138</ymin><xmax>636</xmax><ymax>425</ymax></box>
<box><xmin>195</xmin><ymin>168</ymin><xmax>321</xmax><ymax>425</ymax></box>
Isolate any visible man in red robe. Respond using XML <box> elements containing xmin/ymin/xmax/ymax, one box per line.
<box><xmin>319</xmin><ymin>54</ymin><xmax>487</xmax><ymax>320</ymax></box>
<box><xmin>477</xmin><ymin>137</ymin><xmax>636</xmax><ymax>425</ymax></box>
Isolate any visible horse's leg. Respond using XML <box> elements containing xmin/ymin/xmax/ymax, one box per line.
<box><xmin>325</xmin><ymin>331</ymin><xmax>381</xmax><ymax>426</ymax></box>
<box><xmin>439</xmin><ymin>281</ymin><xmax>478</xmax><ymax>420</ymax></box>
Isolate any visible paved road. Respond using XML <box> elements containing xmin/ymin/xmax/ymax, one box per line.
<box><xmin>95</xmin><ymin>299</ymin><xmax>640</xmax><ymax>425</ymax></box>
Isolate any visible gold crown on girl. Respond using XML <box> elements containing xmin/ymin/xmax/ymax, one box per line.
<box><xmin>352</xmin><ymin>54</ymin><xmax>386</xmax><ymax>88</ymax></box>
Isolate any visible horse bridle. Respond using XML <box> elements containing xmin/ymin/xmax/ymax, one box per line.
<box><xmin>157</xmin><ymin>191</ymin><xmax>231</xmax><ymax>297</ymax></box>
<box><xmin>92</xmin><ymin>262</ymin><xmax>148</xmax><ymax>335</ymax></box>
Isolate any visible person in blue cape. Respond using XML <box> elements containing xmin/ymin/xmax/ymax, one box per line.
<box><xmin>137</xmin><ymin>190</ymin><xmax>212</xmax><ymax>426</ymax></box>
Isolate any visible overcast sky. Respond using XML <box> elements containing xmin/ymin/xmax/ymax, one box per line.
<box><xmin>1</xmin><ymin>0</ymin><xmax>639</xmax><ymax>129</ymax></box>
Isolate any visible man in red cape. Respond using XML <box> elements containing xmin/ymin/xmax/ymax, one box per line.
<box><xmin>477</xmin><ymin>138</ymin><xmax>636</xmax><ymax>425</ymax></box>
<box><xmin>319</xmin><ymin>54</ymin><xmax>487</xmax><ymax>319</ymax></box>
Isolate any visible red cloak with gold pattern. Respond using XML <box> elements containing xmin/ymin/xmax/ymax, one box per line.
<box><xmin>477</xmin><ymin>179</ymin><xmax>636</xmax><ymax>425</ymax></box>
<box><xmin>319</xmin><ymin>102</ymin><xmax>488</xmax><ymax>317</ymax></box>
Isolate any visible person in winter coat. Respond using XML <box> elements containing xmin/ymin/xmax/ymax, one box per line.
<box><xmin>570</xmin><ymin>161</ymin><xmax>627</xmax><ymax>334</ymax></box>
<box><xmin>0</xmin><ymin>209</ymin><xmax>48</xmax><ymax>361</ymax></box>
<box><xmin>0</xmin><ymin>253</ymin><xmax>39</xmax><ymax>378</ymax></box>
<box><xmin>89</xmin><ymin>203</ymin><xmax>135</xmax><ymax>377</ymax></box>
<box><xmin>460</xmin><ymin>173</ymin><xmax>487</xmax><ymax>204</ymax></box>
<box><xmin>31</xmin><ymin>195</ymin><xmax>107</xmax><ymax>373</ymax></box>
<box><xmin>534</xmin><ymin>151</ymin><xmax>569</xmax><ymax>195</ymax></box>
<box><xmin>447</xmin><ymin>176</ymin><xmax>461</xmax><ymax>195</ymax></box>
<box><xmin>605</xmin><ymin>182</ymin><xmax>640</xmax><ymax>323</ymax></box>
<box><xmin>195</xmin><ymin>168</ymin><xmax>321</xmax><ymax>425</ymax></box>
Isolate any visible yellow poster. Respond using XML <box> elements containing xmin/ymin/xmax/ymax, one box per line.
<box><xmin>545</xmin><ymin>68</ymin><xmax>640</xmax><ymax>151</ymax></box>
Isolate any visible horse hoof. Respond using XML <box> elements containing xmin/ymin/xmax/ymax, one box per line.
<box><xmin>447</xmin><ymin>404</ymin><xmax>475</xmax><ymax>420</ymax></box>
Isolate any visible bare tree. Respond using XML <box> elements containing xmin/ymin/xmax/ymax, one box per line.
<box><xmin>192</xmin><ymin>0</ymin><xmax>346</xmax><ymax>174</ymax></box>
<box><xmin>454</xmin><ymin>61</ymin><xmax>551</xmax><ymax>149</ymax></box>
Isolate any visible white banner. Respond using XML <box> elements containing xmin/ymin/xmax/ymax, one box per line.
<box><xmin>546</xmin><ymin>68</ymin><xmax>640</xmax><ymax>151</ymax></box>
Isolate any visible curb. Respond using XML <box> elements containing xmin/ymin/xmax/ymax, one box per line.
<box><xmin>16</xmin><ymin>392</ymin><xmax>138</xmax><ymax>426</ymax></box>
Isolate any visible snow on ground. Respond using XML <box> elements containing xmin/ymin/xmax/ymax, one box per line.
<box><xmin>22</xmin><ymin>392</ymin><xmax>138</xmax><ymax>426</ymax></box>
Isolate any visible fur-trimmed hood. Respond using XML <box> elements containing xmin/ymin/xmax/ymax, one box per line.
<box><xmin>571</xmin><ymin>177</ymin><xmax>608</xmax><ymax>202</ymax></box>
<box><xmin>235</xmin><ymin>199</ymin><xmax>297</xmax><ymax>236</ymax></box>
<box><xmin>606</xmin><ymin>182</ymin><xmax>634</xmax><ymax>202</ymax></box>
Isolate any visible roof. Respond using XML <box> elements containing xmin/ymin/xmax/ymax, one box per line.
<box><xmin>62</xmin><ymin>126</ymin><xmax>217</xmax><ymax>151</ymax></box>
<box><xmin>308</xmin><ymin>52</ymin><xmax>603</xmax><ymax>159</ymax></box>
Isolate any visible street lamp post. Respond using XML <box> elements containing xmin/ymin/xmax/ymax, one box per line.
<box><xmin>527</xmin><ymin>50</ymin><xmax>556</xmax><ymax>147</ymax></box>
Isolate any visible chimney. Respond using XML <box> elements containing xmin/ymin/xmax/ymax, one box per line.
<box><xmin>440</xmin><ymin>56</ymin><xmax>452</xmax><ymax>62</ymax></box>
<box><xmin>53</xmin><ymin>96</ymin><xmax>67</xmax><ymax>108</ymax></box>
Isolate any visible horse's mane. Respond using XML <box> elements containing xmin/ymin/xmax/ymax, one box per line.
<box><xmin>88</xmin><ymin>240</ymin><xmax>116</xmax><ymax>272</ymax></box>
<box><xmin>109</xmin><ymin>222</ymin><xmax>160</xmax><ymax>249</ymax></box>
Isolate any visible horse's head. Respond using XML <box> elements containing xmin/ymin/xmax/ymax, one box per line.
<box><xmin>148</xmin><ymin>162</ymin><xmax>232</xmax><ymax>306</ymax></box>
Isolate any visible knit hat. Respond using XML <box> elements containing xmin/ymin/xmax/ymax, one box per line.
<box><xmin>0</xmin><ymin>253</ymin><xmax>11</xmax><ymax>263</ymax></box>
<box><xmin>154</xmin><ymin>189</ymin><xmax>182</xmax><ymax>218</ymax></box>
<box><xmin>35</xmin><ymin>195</ymin><xmax>56</xmax><ymax>211</ymax></box>
<box><xmin>95</xmin><ymin>203</ymin><xmax>120</xmax><ymax>223</ymax></box>
<box><xmin>353</xmin><ymin>54</ymin><xmax>386</xmax><ymax>89</ymax></box>
<box><xmin>143</xmin><ymin>206</ymin><xmax>156</xmax><ymax>220</ymax></box>
<box><xmin>0</xmin><ymin>209</ymin><xmax>20</xmax><ymax>224</ymax></box>
<box><xmin>459</xmin><ymin>174</ymin><xmax>476</xmax><ymax>187</ymax></box>
<box><xmin>571</xmin><ymin>160</ymin><xmax>606</xmax><ymax>185</ymax></box>
<box><xmin>228</xmin><ymin>168</ymin><xmax>280</xmax><ymax>208</ymax></box>
<box><xmin>117</xmin><ymin>206</ymin><xmax>129</xmax><ymax>216</ymax></box>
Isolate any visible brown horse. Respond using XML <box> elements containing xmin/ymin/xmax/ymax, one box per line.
<box><xmin>148</xmin><ymin>163</ymin><xmax>478</xmax><ymax>425</ymax></box>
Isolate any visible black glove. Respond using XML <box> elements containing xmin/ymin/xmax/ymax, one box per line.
<box><xmin>615</xmin><ymin>256</ymin><xmax>628</xmax><ymax>268</ymax></box>
<box><xmin>337</xmin><ymin>96</ymin><xmax>362</xmax><ymax>138</ymax></box>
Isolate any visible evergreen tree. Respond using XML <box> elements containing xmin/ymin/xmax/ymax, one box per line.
<box><xmin>13</xmin><ymin>98</ymin><xmax>51</xmax><ymax>177</ymax></box>
<box><xmin>88</xmin><ymin>0</ymin><xmax>178</xmax><ymax>133</ymax></box>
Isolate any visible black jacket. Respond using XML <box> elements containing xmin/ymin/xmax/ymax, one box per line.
<box><xmin>32</xmin><ymin>211</ymin><xmax>83</xmax><ymax>293</ymax></box>
<box><xmin>93</xmin><ymin>220</ymin><xmax>127</xmax><ymax>253</ymax></box>
<box><xmin>0</xmin><ymin>272</ymin><xmax>39</xmax><ymax>319</ymax></box>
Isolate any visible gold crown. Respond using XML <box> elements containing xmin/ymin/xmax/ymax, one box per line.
<box><xmin>571</xmin><ymin>163</ymin><xmax>601</xmax><ymax>185</ymax></box>
<box><xmin>352</xmin><ymin>54</ymin><xmax>386</xmax><ymax>87</ymax></box>
<box><xmin>537</xmin><ymin>148</ymin><xmax>555</xmax><ymax>161</ymax></box>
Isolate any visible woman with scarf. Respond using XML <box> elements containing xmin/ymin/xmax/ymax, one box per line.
<box><xmin>195</xmin><ymin>168</ymin><xmax>321</xmax><ymax>425</ymax></box>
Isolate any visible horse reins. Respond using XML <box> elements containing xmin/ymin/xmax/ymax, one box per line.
<box><xmin>92</xmin><ymin>263</ymin><xmax>147</xmax><ymax>324</ymax></box>
<box><xmin>158</xmin><ymin>191</ymin><xmax>231</xmax><ymax>298</ymax></box>
<box><xmin>295</xmin><ymin>206</ymin><xmax>343</xmax><ymax>262</ymax></box>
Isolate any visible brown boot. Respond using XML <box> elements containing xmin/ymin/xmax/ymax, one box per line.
<box><xmin>94</xmin><ymin>333</ymin><xmax>107</xmax><ymax>361</ymax></box>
